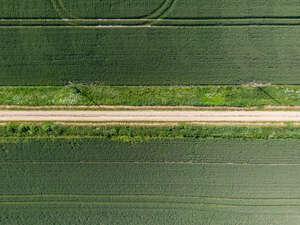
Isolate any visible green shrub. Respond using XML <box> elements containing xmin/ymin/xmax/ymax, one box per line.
<box><xmin>17</xmin><ymin>125</ymin><xmax>30</xmax><ymax>134</ymax></box>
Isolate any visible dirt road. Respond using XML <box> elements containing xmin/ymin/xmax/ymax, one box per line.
<box><xmin>1</xmin><ymin>110</ymin><xmax>300</xmax><ymax>122</ymax></box>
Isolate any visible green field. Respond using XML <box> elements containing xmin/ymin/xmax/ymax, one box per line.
<box><xmin>1</xmin><ymin>138</ymin><xmax>300</xmax><ymax>224</ymax></box>
<box><xmin>0</xmin><ymin>0</ymin><xmax>164</xmax><ymax>19</ymax></box>
<box><xmin>2</xmin><ymin>1</ymin><xmax>300</xmax><ymax>224</ymax></box>
<box><xmin>2</xmin><ymin>1</ymin><xmax>300</xmax><ymax>85</ymax></box>
<box><xmin>2</xmin><ymin>26</ymin><xmax>300</xmax><ymax>85</ymax></box>
<box><xmin>167</xmin><ymin>0</ymin><xmax>300</xmax><ymax>18</ymax></box>
<box><xmin>3</xmin><ymin>0</ymin><xmax>300</xmax><ymax>19</ymax></box>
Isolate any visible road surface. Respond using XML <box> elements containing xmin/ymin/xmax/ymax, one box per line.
<box><xmin>0</xmin><ymin>110</ymin><xmax>300</xmax><ymax>122</ymax></box>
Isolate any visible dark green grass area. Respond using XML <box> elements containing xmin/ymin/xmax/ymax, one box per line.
<box><xmin>2</xmin><ymin>85</ymin><xmax>300</xmax><ymax>107</ymax></box>
<box><xmin>2</xmin><ymin>138</ymin><xmax>300</xmax><ymax>224</ymax></box>
<box><xmin>2</xmin><ymin>138</ymin><xmax>300</xmax><ymax>164</ymax></box>
<box><xmin>4</xmin><ymin>0</ymin><xmax>300</xmax><ymax>20</ymax></box>
<box><xmin>166</xmin><ymin>0</ymin><xmax>300</xmax><ymax>18</ymax></box>
<box><xmin>0</xmin><ymin>0</ymin><xmax>162</xmax><ymax>19</ymax></box>
<box><xmin>3</xmin><ymin>27</ymin><xmax>300</xmax><ymax>85</ymax></box>
<box><xmin>3</xmin><ymin>123</ymin><xmax>300</xmax><ymax>141</ymax></box>
<box><xmin>2</xmin><ymin>202</ymin><xmax>300</xmax><ymax>225</ymax></box>
<box><xmin>3</xmin><ymin>0</ymin><xmax>300</xmax><ymax>19</ymax></box>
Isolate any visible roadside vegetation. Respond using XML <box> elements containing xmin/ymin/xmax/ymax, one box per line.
<box><xmin>1</xmin><ymin>85</ymin><xmax>300</xmax><ymax>107</ymax></box>
<box><xmin>2</xmin><ymin>123</ymin><xmax>300</xmax><ymax>142</ymax></box>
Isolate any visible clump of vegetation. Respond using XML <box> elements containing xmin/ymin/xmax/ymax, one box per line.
<box><xmin>2</xmin><ymin>85</ymin><xmax>300</xmax><ymax>107</ymax></box>
<box><xmin>1</xmin><ymin>122</ymin><xmax>300</xmax><ymax>142</ymax></box>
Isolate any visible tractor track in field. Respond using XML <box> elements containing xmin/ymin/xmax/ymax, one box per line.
<box><xmin>2</xmin><ymin>161</ymin><xmax>300</xmax><ymax>166</ymax></box>
<box><xmin>49</xmin><ymin>0</ymin><xmax>176</xmax><ymax>26</ymax></box>
<box><xmin>4</xmin><ymin>18</ymin><xmax>300</xmax><ymax>27</ymax></box>
<box><xmin>2</xmin><ymin>193</ymin><xmax>300</xmax><ymax>207</ymax></box>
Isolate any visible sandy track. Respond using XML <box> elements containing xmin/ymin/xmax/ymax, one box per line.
<box><xmin>1</xmin><ymin>110</ymin><xmax>300</xmax><ymax>122</ymax></box>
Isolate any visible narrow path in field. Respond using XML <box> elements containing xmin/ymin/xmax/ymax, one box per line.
<box><xmin>2</xmin><ymin>110</ymin><xmax>300</xmax><ymax>122</ymax></box>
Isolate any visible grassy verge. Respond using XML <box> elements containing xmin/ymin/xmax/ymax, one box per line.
<box><xmin>2</xmin><ymin>123</ymin><xmax>300</xmax><ymax>142</ymax></box>
<box><xmin>1</xmin><ymin>85</ymin><xmax>300</xmax><ymax>107</ymax></box>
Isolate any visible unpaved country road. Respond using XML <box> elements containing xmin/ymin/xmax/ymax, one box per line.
<box><xmin>1</xmin><ymin>110</ymin><xmax>300</xmax><ymax>122</ymax></box>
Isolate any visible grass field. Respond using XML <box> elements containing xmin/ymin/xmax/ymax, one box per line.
<box><xmin>1</xmin><ymin>27</ymin><xmax>300</xmax><ymax>85</ymax></box>
<box><xmin>3</xmin><ymin>85</ymin><xmax>300</xmax><ymax>107</ymax></box>
<box><xmin>4</xmin><ymin>123</ymin><xmax>300</xmax><ymax>140</ymax></box>
<box><xmin>2</xmin><ymin>138</ymin><xmax>300</xmax><ymax>224</ymax></box>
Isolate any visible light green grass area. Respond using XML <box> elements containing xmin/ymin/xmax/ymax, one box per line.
<box><xmin>1</xmin><ymin>85</ymin><xmax>300</xmax><ymax>107</ymax></box>
<box><xmin>1</xmin><ymin>138</ymin><xmax>300</xmax><ymax>224</ymax></box>
<box><xmin>2</xmin><ymin>27</ymin><xmax>300</xmax><ymax>85</ymax></box>
<box><xmin>0</xmin><ymin>86</ymin><xmax>86</xmax><ymax>106</ymax></box>
<box><xmin>74</xmin><ymin>85</ymin><xmax>300</xmax><ymax>107</ymax></box>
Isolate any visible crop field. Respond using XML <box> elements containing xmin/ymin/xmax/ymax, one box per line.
<box><xmin>3</xmin><ymin>2</ymin><xmax>300</xmax><ymax>225</ymax></box>
<box><xmin>2</xmin><ymin>27</ymin><xmax>300</xmax><ymax>85</ymax></box>
<box><xmin>1</xmin><ymin>1</ymin><xmax>300</xmax><ymax>85</ymax></box>
<box><xmin>1</xmin><ymin>138</ymin><xmax>300</xmax><ymax>224</ymax></box>
<box><xmin>3</xmin><ymin>0</ymin><xmax>300</xmax><ymax>19</ymax></box>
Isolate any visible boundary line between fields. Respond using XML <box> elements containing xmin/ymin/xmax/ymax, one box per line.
<box><xmin>1</xmin><ymin>25</ymin><xmax>300</xmax><ymax>28</ymax></box>
<box><xmin>2</xmin><ymin>17</ymin><xmax>300</xmax><ymax>21</ymax></box>
<box><xmin>0</xmin><ymin>193</ymin><xmax>299</xmax><ymax>201</ymax></box>
<box><xmin>1</xmin><ymin>161</ymin><xmax>300</xmax><ymax>166</ymax></box>
<box><xmin>2</xmin><ymin>18</ymin><xmax>300</xmax><ymax>27</ymax></box>
<box><xmin>0</xmin><ymin>200</ymin><xmax>300</xmax><ymax>207</ymax></box>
